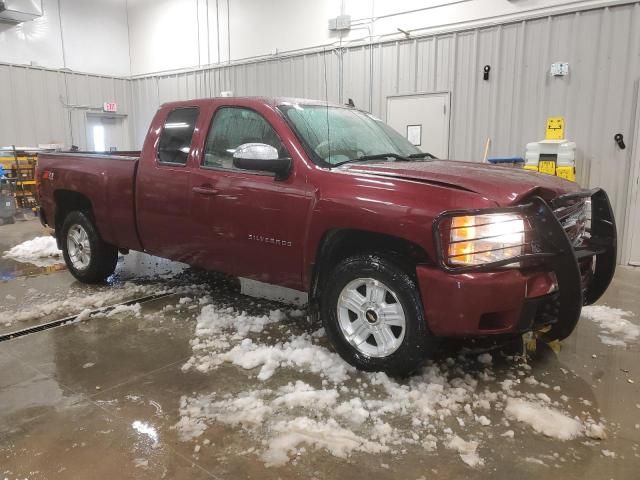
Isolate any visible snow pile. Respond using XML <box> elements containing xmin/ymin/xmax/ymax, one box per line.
<box><xmin>0</xmin><ymin>282</ymin><xmax>158</xmax><ymax>327</ymax></box>
<box><xmin>581</xmin><ymin>305</ymin><xmax>639</xmax><ymax>347</ymax></box>
<box><xmin>263</xmin><ymin>417</ymin><xmax>388</xmax><ymax>467</ymax></box>
<box><xmin>176</xmin><ymin>390</ymin><xmax>274</xmax><ymax>438</ymax></box>
<box><xmin>504</xmin><ymin>399</ymin><xmax>582</xmax><ymax>440</ymax></box>
<box><xmin>477</xmin><ymin>353</ymin><xmax>492</xmax><ymax>365</ymax></box>
<box><xmin>2</xmin><ymin>236</ymin><xmax>62</xmax><ymax>266</ymax></box>
<box><xmin>133</xmin><ymin>458</ymin><xmax>149</xmax><ymax>469</ymax></box>
<box><xmin>272</xmin><ymin>381</ymin><xmax>339</xmax><ymax>410</ymax></box>
<box><xmin>220</xmin><ymin>336</ymin><xmax>353</xmax><ymax>382</ymax></box>
<box><xmin>0</xmin><ymin>273</ymin><xmax>212</xmax><ymax>327</ymax></box>
<box><xmin>105</xmin><ymin>303</ymin><xmax>142</xmax><ymax>318</ymax></box>
<box><xmin>175</xmin><ymin>387</ymin><xmax>390</xmax><ymax>466</ymax></box>
<box><xmin>175</xmin><ymin>302</ymin><xmax>610</xmax><ymax>469</ymax></box>
<box><xmin>181</xmin><ymin>306</ymin><xmax>292</xmax><ymax>374</ymax></box>
<box><xmin>194</xmin><ymin>304</ymin><xmax>285</xmax><ymax>338</ymax></box>
<box><xmin>181</xmin><ymin>305</ymin><xmax>354</xmax><ymax>382</ymax></box>
<box><xmin>447</xmin><ymin>435</ymin><xmax>484</xmax><ymax>467</ymax></box>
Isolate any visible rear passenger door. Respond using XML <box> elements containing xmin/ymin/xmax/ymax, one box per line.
<box><xmin>136</xmin><ymin>106</ymin><xmax>201</xmax><ymax>261</ymax></box>
<box><xmin>189</xmin><ymin>105</ymin><xmax>311</xmax><ymax>290</ymax></box>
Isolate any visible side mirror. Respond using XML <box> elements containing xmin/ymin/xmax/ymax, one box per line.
<box><xmin>232</xmin><ymin>143</ymin><xmax>291</xmax><ymax>180</ymax></box>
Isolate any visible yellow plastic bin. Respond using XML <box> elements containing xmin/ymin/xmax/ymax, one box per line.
<box><xmin>525</xmin><ymin>140</ymin><xmax>576</xmax><ymax>181</ymax></box>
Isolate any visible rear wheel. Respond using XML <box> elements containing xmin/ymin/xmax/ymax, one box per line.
<box><xmin>321</xmin><ymin>254</ymin><xmax>436</xmax><ymax>376</ymax></box>
<box><xmin>61</xmin><ymin>211</ymin><xmax>118</xmax><ymax>283</ymax></box>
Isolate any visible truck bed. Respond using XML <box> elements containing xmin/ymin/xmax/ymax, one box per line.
<box><xmin>37</xmin><ymin>152</ymin><xmax>143</xmax><ymax>251</ymax></box>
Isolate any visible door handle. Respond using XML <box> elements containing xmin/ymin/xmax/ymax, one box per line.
<box><xmin>192</xmin><ymin>185</ymin><xmax>219</xmax><ymax>196</ymax></box>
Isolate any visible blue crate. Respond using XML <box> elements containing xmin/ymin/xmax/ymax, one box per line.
<box><xmin>487</xmin><ymin>156</ymin><xmax>524</xmax><ymax>166</ymax></box>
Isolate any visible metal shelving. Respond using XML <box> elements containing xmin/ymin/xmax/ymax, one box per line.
<box><xmin>0</xmin><ymin>146</ymin><xmax>53</xmax><ymax>210</ymax></box>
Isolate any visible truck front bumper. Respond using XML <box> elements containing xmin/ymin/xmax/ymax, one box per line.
<box><xmin>417</xmin><ymin>267</ymin><xmax>560</xmax><ymax>336</ymax></box>
<box><xmin>419</xmin><ymin>188</ymin><xmax>617</xmax><ymax>338</ymax></box>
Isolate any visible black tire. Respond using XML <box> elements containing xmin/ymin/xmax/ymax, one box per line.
<box><xmin>3</xmin><ymin>216</ymin><xmax>15</xmax><ymax>224</ymax></box>
<box><xmin>539</xmin><ymin>322</ymin><xmax>578</xmax><ymax>343</ymax></box>
<box><xmin>320</xmin><ymin>253</ymin><xmax>437</xmax><ymax>376</ymax></box>
<box><xmin>61</xmin><ymin>211</ymin><xmax>118</xmax><ymax>283</ymax></box>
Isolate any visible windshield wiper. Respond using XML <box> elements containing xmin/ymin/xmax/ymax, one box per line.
<box><xmin>334</xmin><ymin>153</ymin><xmax>410</xmax><ymax>167</ymax></box>
<box><xmin>358</xmin><ymin>153</ymin><xmax>410</xmax><ymax>162</ymax></box>
<box><xmin>408</xmin><ymin>152</ymin><xmax>438</xmax><ymax>159</ymax></box>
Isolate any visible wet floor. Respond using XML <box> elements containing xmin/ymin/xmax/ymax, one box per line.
<box><xmin>0</xmin><ymin>219</ymin><xmax>639</xmax><ymax>479</ymax></box>
<box><xmin>0</xmin><ymin>218</ymin><xmax>189</xmax><ymax>336</ymax></box>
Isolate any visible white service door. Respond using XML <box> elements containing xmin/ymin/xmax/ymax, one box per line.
<box><xmin>386</xmin><ymin>93</ymin><xmax>450</xmax><ymax>159</ymax></box>
<box><xmin>628</xmin><ymin>95</ymin><xmax>640</xmax><ymax>266</ymax></box>
<box><xmin>85</xmin><ymin>114</ymin><xmax>128</xmax><ymax>152</ymax></box>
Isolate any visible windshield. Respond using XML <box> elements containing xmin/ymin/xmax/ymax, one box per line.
<box><xmin>278</xmin><ymin>104</ymin><xmax>422</xmax><ymax>166</ymax></box>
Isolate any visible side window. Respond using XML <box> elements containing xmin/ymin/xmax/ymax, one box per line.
<box><xmin>157</xmin><ymin>107</ymin><xmax>199</xmax><ymax>165</ymax></box>
<box><xmin>203</xmin><ymin>107</ymin><xmax>284</xmax><ymax>169</ymax></box>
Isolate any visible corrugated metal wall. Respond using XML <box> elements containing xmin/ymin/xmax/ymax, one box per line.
<box><xmin>129</xmin><ymin>52</ymin><xmax>342</xmax><ymax>147</ymax></box>
<box><xmin>129</xmin><ymin>2</ymin><xmax>640</xmax><ymax>254</ymax></box>
<box><xmin>1</xmin><ymin>3</ymin><xmax>638</xmax><ymax>259</ymax></box>
<box><xmin>0</xmin><ymin>64</ymin><xmax>131</xmax><ymax>150</ymax></box>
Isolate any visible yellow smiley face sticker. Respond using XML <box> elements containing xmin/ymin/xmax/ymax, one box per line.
<box><xmin>545</xmin><ymin>116</ymin><xmax>565</xmax><ymax>140</ymax></box>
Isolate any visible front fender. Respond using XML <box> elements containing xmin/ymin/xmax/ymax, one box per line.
<box><xmin>303</xmin><ymin>170</ymin><xmax>497</xmax><ymax>289</ymax></box>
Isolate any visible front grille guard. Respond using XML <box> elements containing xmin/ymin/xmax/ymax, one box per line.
<box><xmin>433</xmin><ymin>188</ymin><xmax>617</xmax><ymax>340</ymax></box>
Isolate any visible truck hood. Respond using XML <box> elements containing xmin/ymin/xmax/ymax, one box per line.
<box><xmin>342</xmin><ymin>159</ymin><xmax>579</xmax><ymax>206</ymax></box>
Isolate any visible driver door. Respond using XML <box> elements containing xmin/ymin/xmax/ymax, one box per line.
<box><xmin>189</xmin><ymin>105</ymin><xmax>311</xmax><ymax>290</ymax></box>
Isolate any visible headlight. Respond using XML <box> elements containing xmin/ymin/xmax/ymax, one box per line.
<box><xmin>447</xmin><ymin>213</ymin><xmax>526</xmax><ymax>266</ymax></box>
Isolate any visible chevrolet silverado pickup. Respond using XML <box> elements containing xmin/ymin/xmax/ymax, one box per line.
<box><xmin>36</xmin><ymin>97</ymin><xmax>617</xmax><ymax>374</ymax></box>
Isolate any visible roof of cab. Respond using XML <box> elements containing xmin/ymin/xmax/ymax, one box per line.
<box><xmin>159</xmin><ymin>96</ymin><xmax>348</xmax><ymax>110</ymax></box>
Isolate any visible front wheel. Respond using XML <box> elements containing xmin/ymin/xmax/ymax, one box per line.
<box><xmin>61</xmin><ymin>211</ymin><xmax>118</xmax><ymax>283</ymax></box>
<box><xmin>320</xmin><ymin>254</ymin><xmax>437</xmax><ymax>376</ymax></box>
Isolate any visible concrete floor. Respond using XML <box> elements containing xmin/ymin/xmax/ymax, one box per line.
<box><xmin>0</xmin><ymin>218</ymin><xmax>639</xmax><ymax>479</ymax></box>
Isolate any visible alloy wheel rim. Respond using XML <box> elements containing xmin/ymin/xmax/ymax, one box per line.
<box><xmin>67</xmin><ymin>224</ymin><xmax>92</xmax><ymax>270</ymax></box>
<box><xmin>337</xmin><ymin>278</ymin><xmax>406</xmax><ymax>358</ymax></box>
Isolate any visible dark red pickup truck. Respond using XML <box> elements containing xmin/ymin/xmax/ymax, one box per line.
<box><xmin>36</xmin><ymin>97</ymin><xmax>616</xmax><ymax>374</ymax></box>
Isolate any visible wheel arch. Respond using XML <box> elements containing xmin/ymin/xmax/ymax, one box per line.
<box><xmin>53</xmin><ymin>190</ymin><xmax>94</xmax><ymax>248</ymax></box>
<box><xmin>309</xmin><ymin>228</ymin><xmax>433</xmax><ymax>303</ymax></box>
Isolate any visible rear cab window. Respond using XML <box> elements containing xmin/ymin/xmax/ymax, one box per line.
<box><xmin>157</xmin><ymin>107</ymin><xmax>199</xmax><ymax>165</ymax></box>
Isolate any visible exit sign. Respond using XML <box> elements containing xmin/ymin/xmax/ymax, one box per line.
<box><xmin>103</xmin><ymin>102</ymin><xmax>117</xmax><ymax>112</ymax></box>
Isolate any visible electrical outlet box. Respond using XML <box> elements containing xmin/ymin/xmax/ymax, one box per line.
<box><xmin>336</xmin><ymin>14</ymin><xmax>351</xmax><ymax>30</ymax></box>
<box><xmin>329</xmin><ymin>14</ymin><xmax>351</xmax><ymax>31</ymax></box>
<box><xmin>550</xmin><ymin>62</ymin><xmax>569</xmax><ymax>76</ymax></box>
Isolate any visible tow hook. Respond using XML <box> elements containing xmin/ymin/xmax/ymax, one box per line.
<box><xmin>523</xmin><ymin>327</ymin><xmax>562</xmax><ymax>354</ymax></box>
<box><xmin>523</xmin><ymin>331</ymin><xmax>536</xmax><ymax>353</ymax></box>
